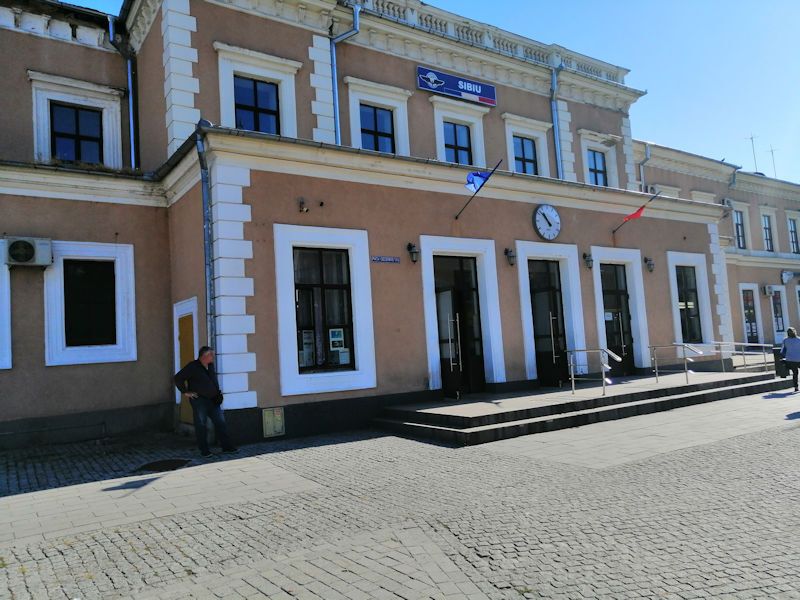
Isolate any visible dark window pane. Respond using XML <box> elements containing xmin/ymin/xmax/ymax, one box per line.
<box><xmin>361</xmin><ymin>132</ymin><xmax>376</xmax><ymax>151</ymax></box>
<box><xmin>258</xmin><ymin>114</ymin><xmax>278</xmax><ymax>135</ymax></box>
<box><xmin>322</xmin><ymin>250</ymin><xmax>349</xmax><ymax>285</ymax></box>
<box><xmin>524</xmin><ymin>138</ymin><xmax>535</xmax><ymax>157</ymax></box>
<box><xmin>294</xmin><ymin>249</ymin><xmax>321</xmax><ymax>284</ymax></box>
<box><xmin>64</xmin><ymin>259</ymin><xmax>116</xmax><ymax>347</ymax></box>
<box><xmin>445</xmin><ymin>147</ymin><xmax>456</xmax><ymax>163</ymax></box>
<box><xmin>324</xmin><ymin>289</ymin><xmax>349</xmax><ymax>324</ymax></box>
<box><xmin>233</xmin><ymin>76</ymin><xmax>255</xmax><ymax>106</ymax></box>
<box><xmin>378</xmin><ymin>136</ymin><xmax>393</xmax><ymax>153</ymax></box>
<box><xmin>80</xmin><ymin>140</ymin><xmax>101</xmax><ymax>164</ymax></box>
<box><xmin>515</xmin><ymin>159</ymin><xmax>524</xmax><ymax>172</ymax></box>
<box><xmin>458</xmin><ymin>149</ymin><xmax>470</xmax><ymax>165</ymax></box>
<box><xmin>360</xmin><ymin>104</ymin><xmax>375</xmax><ymax>131</ymax></box>
<box><xmin>456</xmin><ymin>124</ymin><xmax>470</xmax><ymax>147</ymax></box>
<box><xmin>52</xmin><ymin>104</ymin><xmax>76</xmax><ymax>134</ymax></box>
<box><xmin>513</xmin><ymin>136</ymin><xmax>523</xmax><ymax>158</ymax></box>
<box><xmin>256</xmin><ymin>81</ymin><xmax>278</xmax><ymax>110</ymax></box>
<box><xmin>79</xmin><ymin>109</ymin><xmax>101</xmax><ymax>138</ymax></box>
<box><xmin>376</xmin><ymin>108</ymin><xmax>393</xmax><ymax>133</ymax></box>
<box><xmin>54</xmin><ymin>137</ymin><xmax>76</xmax><ymax>161</ymax></box>
<box><xmin>444</xmin><ymin>122</ymin><xmax>455</xmax><ymax>146</ymax></box>
<box><xmin>235</xmin><ymin>108</ymin><xmax>255</xmax><ymax>131</ymax></box>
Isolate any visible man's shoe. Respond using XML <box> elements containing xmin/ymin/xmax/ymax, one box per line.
<box><xmin>200</xmin><ymin>451</ymin><xmax>212</xmax><ymax>458</ymax></box>
<box><xmin>222</xmin><ymin>447</ymin><xmax>239</xmax><ymax>454</ymax></box>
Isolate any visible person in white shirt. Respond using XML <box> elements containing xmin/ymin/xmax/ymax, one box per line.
<box><xmin>780</xmin><ymin>327</ymin><xmax>800</xmax><ymax>392</ymax></box>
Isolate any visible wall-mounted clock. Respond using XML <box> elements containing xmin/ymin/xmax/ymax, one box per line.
<box><xmin>533</xmin><ymin>204</ymin><xmax>561</xmax><ymax>241</ymax></box>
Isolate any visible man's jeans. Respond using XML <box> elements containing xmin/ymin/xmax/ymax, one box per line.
<box><xmin>190</xmin><ymin>396</ymin><xmax>234</xmax><ymax>454</ymax></box>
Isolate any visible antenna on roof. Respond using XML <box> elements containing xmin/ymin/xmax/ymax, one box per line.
<box><xmin>767</xmin><ymin>145</ymin><xmax>778</xmax><ymax>179</ymax></box>
<box><xmin>746</xmin><ymin>134</ymin><xmax>758</xmax><ymax>172</ymax></box>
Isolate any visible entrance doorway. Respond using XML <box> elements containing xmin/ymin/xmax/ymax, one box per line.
<box><xmin>741</xmin><ymin>288</ymin><xmax>759</xmax><ymax>344</ymax></box>
<box><xmin>173</xmin><ymin>298</ymin><xmax>198</xmax><ymax>425</ymax></box>
<box><xmin>529</xmin><ymin>259</ymin><xmax>568</xmax><ymax>386</ymax></box>
<box><xmin>434</xmin><ymin>256</ymin><xmax>485</xmax><ymax>399</ymax></box>
<box><xmin>600</xmin><ymin>263</ymin><xmax>635</xmax><ymax>376</ymax></box>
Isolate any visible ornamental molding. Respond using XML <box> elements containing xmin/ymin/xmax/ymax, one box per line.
<box><xmin>634</xmin><ymin>142</ymin><xmax>735</xmax><ymax>184</ymax></box>
<box><xmin>127</xmin><ymin>0</ymin><xmax>163</xmax><ymax>51</ymax></box>
<box><xmin>733</xmin><ymin>173</ymin><xmax>800</xmax><ymax>202</ymax></box>
<box><xmin>0</xmin><ymin>5</ymin><xmax>113</xmax><ymax>51</ymax></box>
<box><xmin>724</xmin><ymin>248</ymin><xmax>800</xmax><ymax>269</ymax></box>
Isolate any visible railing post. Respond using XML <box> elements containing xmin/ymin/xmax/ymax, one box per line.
<box><xmin>601</xmin><ymin>351</ymin><xmax>607</xmax><ymax>396</ymax></box>
<box><xmin>653</xmin><ymin>349</ymin><xmax>659</xmax><ymax>382</ymax></box>
<box><xmin>684</xmin><ymin>348</ymin><xmax>690</xmax><ymax>384</ymax></box>
<box><xmin>741</xmin><ymin>345</ymin><xmax>746</xmax><ymax>369</ymax></box>
<box><xmin>569</xmin><ymin>352</ymin><xmax>575</xmax><ymax>395</ymax></box>
<box><xmin>719</xmin><ymin>342</ymin><xmax>726</xmax><ymax>373</ymax></box>
<box><xmin>762</xmin><ymin>346</ymin><xmax>768</xmax><ymax>372</ymax></box>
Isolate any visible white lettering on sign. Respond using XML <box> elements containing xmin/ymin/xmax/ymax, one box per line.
<box><xmin>457</xmin><ymin>80</ymin><xmax>482</xmax><ymax>93</ymax></box>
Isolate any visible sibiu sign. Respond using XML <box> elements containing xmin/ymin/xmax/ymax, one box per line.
<box><xmin>416</xmin><ymin>66</ymin><xmax>497</xmax><ymax>107</ymax></box>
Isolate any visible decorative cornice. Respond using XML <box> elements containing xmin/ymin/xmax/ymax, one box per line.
<box><xmin>28</xmin><ymin>70</ymin><xmax>126</xmax><ymax>97</ymax></box>
<box><xmin>725</xmin><ymin>248</ymin><xmax>800</xmax><ymax>269</ymax></box>
<box><xmin>127</xmin><ymin>0</ymin><xmax>161</xmax><ymax>52</ymax></box>
<box><xmin>634</xmin><ymin>141</ymin><xmax>736</xmax><ymax>184</ymax></box>
<box><xmin>734</xmin><ymin>172</ymin><xmax>800</xmax><ymax>202</ymax></box>
<box><xmin>0</xmin><ymin>5</ymin><xmax>113</xmax><ymax>52</ymax></box>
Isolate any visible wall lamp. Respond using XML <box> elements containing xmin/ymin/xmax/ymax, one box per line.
<box><xmin>643</xmin><ymin>257</ymin><xmax>655</xmax><ymax>272</ymax></box>
<box><xmin>504</xmin><ymin>248</ymin><xmax>516</xmax><ymax>266</ymax></box>
<box><xmin>406</xmin><ymin>242</ymin><xmax>419</xmax><ymax>264</ymax></box>
<box><xmin>582</xmin><ymin>252</ymin><xmax>594</xmax><ymax>269</ymax></box>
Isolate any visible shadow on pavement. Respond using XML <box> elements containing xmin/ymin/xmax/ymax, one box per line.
<box><xmin>763</xmin><ymin>391</ymin><xmax>797</xmax><ymax>399</ymax></box>
<box><xmin>785</xmin><ymin>412</ymin><xmax>800</xmax><ymax>420</ymax></box>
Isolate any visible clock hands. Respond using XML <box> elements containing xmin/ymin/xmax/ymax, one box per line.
<box><xmin>541</xmin><ymin>212</ymin><xmax>553</xmax><ymax>227</ymax></box>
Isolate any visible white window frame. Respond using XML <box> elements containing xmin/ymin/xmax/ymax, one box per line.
<box><xmin>419</xmin><ymin>235</ymin><xmax>505</xmax><ymax>390</ymax></box>
<box><xmin>44</xmin><ymin>241</ymin><xmax>137</xmax><ymax>366</ymax></box>
<box><xmin>173</xmin><ymin>297</ymin><xmax>199</xmax><ymax>403</ymax></box>
<box><xmin>29</xmin><ymin>70</ymin><xmax>123</xmax><ymax>169</ymax></box>
<box><xmin>738</xmin><ymin>283</ymin><xmax>763</xmax><ymax>345</ymax></box>
<box><xmin>666</xmin><ymin>251</ymin><xmax>714</xmax><ymax>351</ymax></box>
<box><xmin>345</xmin><ymin>76</ymin><xmax>411</xmax><ymax>156</ymax></box>
<box><xmin>769</xmin><ymin>284</ymin><xmax>789</xmax><ymax>343</ymax></box>
<box><xmin>590</xmin><ymin>246</ymin><xmax>651</xmax><ymax>369</ymax></box>
<box><xmin>430</xmin><ymin>95</ymin><xmax>489</xmax><ymax>168</ymax></box>
<box><xmin>274</xmin><ymin>224</ymin><xmax>376</xmax><ymax>396</ymax></box>
<box><xmin>0</xmin><ymin>240</ymin><xmax>10</xmax><ymax>370</ymax></box>
<box><xmin>729</xmin><ymin>200</ymin><xmax>751</xmax><ymax>250</ymax></box>
<box><xmin>795</xmin><ymin>285</ymin><xmax>800</xmax><ymax>332</ymax></box>
<box><xmin>214</xmin><ymin>42</ymin><xmax>302</xmax><ymax>139</ymax></box>
<box><xmin>760</xmin><ymin>207</ymin><xmax>778</xmax><ymax>252</ymax></box>
<box><xmin>502</xmin><ymin>113</ymin><xmax>552</xmax><ymax>178</ymax></box>
<box><xmin>579</xmin><ymin>129</ymin><xmax>620</xmax><ymax>188</ymax></box>
<box><xmin>514</xmin><ymin>241</ymin><xmax>586</xmax><ymax>379</ymax></box>
<box><xmin>786</xmin><ymin>210</ymin><xmax>800</xmax><ymax>254</ymax></box>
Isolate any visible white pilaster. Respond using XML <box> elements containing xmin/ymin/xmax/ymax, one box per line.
<box><xmin>621</xmin><ymin>116</ymin><xmax>637</xmax><ymax>191</ymax></box>
<box><xmin>708</xmin><ymin>223</ymin><xmax>734</xmax><ymax>344</ymax></box>
<box><xmin>310</xmin><ymin>35</ymin><xmax>336</xmax><ymax>143</ymax></box>
<box><xmin>557</xmin><ymin>100</ymin><xmax>576</xmax><ymax>182</ymax></box>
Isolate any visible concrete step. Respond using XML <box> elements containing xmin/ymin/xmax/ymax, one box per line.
<box><xmin>381</xmin><ymin>372</ymin><xmax>776</xmax><ymax>430</ymax></box>
<box><xmin>375</xmin><ymin>376</ymin><xmax>794</xmax><ymax>446</ymax></box>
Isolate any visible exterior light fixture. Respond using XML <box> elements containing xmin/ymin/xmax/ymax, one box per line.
<box><xmin>406</xmin><ymin>242</ymin><xmax>419</xmax><ymax>264</ymax></box>
<box><xmin>504</xmin><ymin>248</ymin><xmax>516</xmax><ymax>266</ymax></box>
<box><xmin>298</xmin><ymin>197</ymin><xmax>308</xmax><ymax>213</ymax></box>
<box><xmin>582</xmin><ymin>252</ymin><xmax>594</xmax><ymax>269</ymax></box>
<box><xmin>644</xmin><ymin>257</ymin><xmax>655</xmax><ymax>272</ymax></box>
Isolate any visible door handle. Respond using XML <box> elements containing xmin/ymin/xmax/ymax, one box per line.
<box><xmin>447</xmin><ymin>314</ymin><xmax>455</xmax><ymax>372</ymax></box>
<box><xmin>455</xmin><ymin>313</ymin><xmax>463</xmax><ymax>372</ymax></box>
<box><xmin>617</xmin><ymin>313</ymin><xmax>627</xmax><ymax>357</ymax></box>
<box><xmin>549</xmin><ymin>311</ymin><xmax>557</xmax><ymax>363</ymax></box>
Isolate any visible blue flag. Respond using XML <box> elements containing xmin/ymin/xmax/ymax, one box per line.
<box><xmin>465</xmin><ymin>171</ymin><xmax>491</xmax><ymax>194</ymax></box>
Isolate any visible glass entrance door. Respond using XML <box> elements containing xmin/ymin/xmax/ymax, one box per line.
<box><xmin>600</xmin><ymin>263</ymin><xmax>635</xmax><ymax>376</ymax></box>
<box><xmin>529</xmin><ymin>259</ymin><xmax>568</xmax><ymax>387</ymax></box>
<box><xmin>741</xmin><ymin>289</ymin><xmax>759</xmax><ymax>344</ymax></box>
<box><xmin>434</xmin><ymin>256</ymin><xmax>485</xmax><ymax>399</ymax></box>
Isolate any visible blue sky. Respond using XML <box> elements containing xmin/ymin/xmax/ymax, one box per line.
<box><xmin>78</xmin><ymin>0</ymin><xmax>799</xmax><ymax>183</ymax></box>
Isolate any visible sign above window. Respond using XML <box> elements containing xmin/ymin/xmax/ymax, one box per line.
<box><xmin>416</xmin><ymin>66</ymin><xmax>497</xmax><ymax>106</ymax></box>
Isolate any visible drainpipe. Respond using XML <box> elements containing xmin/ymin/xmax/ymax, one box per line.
<box><xmin>638</xmin><ymin>142</ymin><xmax>651</xmax><ymax>192</ymax></box>
<box><xmin>330</xmin><ymin>4</ymin><xmax>361</xmax><ymax>145</ymax></box>
<box><xmin>549</xmin><ymin>64</ymin><xmax>564</xmax><ymax>180</ymax></box>
<box><xmin>730</xmin><ymin>165</ymin><xmax>741</xmax><ymax>188</ymax></box>
<box><xmin>108</xmin><ymin>16</ymin><xmax>138</xmax><ymax>170</ymax></box>
<box><xmin>195</xmin><ymin>120</ymin><xmax>216</xmax><ymax>347</ymax></box>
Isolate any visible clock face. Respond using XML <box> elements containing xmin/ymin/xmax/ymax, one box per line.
<box><xmin>533</xmin><ymin>204</ymin><xmax>561</xmax><ymax>241</ymax></box>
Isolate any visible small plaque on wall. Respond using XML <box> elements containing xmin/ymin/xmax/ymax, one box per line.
<box><xmin>371</xmin><ymin>256</ymin><xmax>401</xmax><ymax>263</ymax></box>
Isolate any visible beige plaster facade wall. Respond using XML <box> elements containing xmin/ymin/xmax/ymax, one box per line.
<box><xmin>136</xmin><ymin>10</ymin><xmax>169</xmax><ymax>172</ymax></box>
<box><xmin>190</xmin><ymin>1</ymin><xmax>317</xmax><ymax>141</ymax></box>
<box><xmin>0</xmin><ymin>193</ymin><xmax>172</xmax><ymax>422</ymax></box>
<box><xmin>242</xmin><ymin>169</ymin><xmax>717</xmax><ymax>407</ymax></box>
<box><xmin>0</xmin><ymin>28</ymin><xmax>131</xmax><ymax>167</ymax></box>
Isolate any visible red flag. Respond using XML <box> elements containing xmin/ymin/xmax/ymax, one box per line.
<box><xmin>623</xmin><ymin>204</ymin><xmax>646</xmax><ymax>222</ymax></box>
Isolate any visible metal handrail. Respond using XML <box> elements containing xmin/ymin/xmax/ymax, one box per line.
<box><xmin>649</xmin><ymin>343</ymin><xmax>704</xmax><ymax>384</ymax></box>
<box><xmin>566</xmin><ymin>348</ymin><xmax>623</xmax><ymax>396</ymax></box>
<box><xmin>710</xmin><ymin>340</ymin><xmax>775</xmax><ymax>373</ymax></box>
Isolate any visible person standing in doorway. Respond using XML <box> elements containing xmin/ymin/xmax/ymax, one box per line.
<box><xmin>174</xmin><ymin>346</ymin><xmax>238</xmax><ymax>456</ymax></box>
<box><xmin>780</xmin><ymin>327</ymin><xmax>800</xmax><ymax>392</ymax></box>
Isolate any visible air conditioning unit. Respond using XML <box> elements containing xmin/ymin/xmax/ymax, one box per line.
<box><xmin>4</xmin><ymin>237</ymin><xmax>53</xmax><ymax>267</ymax></box>
<box><xmin>763</xmin><ymin>285</ymin><xmax>776</xmax><ymax>297</ymax></box>
<box><xmin>722</xmin><ymin>198</ymin><xmax>733</xmax><ymax>208</ymax></box>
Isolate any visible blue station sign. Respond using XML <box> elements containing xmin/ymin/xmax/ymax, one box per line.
<box><xmin>416</xmin><ymin>66</ymin><xmax>497</xmax><ymax>107</ymax></box>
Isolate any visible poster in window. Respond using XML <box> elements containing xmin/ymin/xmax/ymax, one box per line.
<box><xmin>299</xmin><ymin>330</ymin><xmax>315</xmax><ymax>367</ymax></box>
<box><xmin>329</xmin><ymin>328</ymin><xmax>345</xmax><ymax>350</ymax></box>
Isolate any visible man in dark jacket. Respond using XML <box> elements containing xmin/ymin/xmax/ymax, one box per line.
<box><xmin>174</xmin><ymin>346</ymin><xmax>237</xmax><ymax>457</ymax></box>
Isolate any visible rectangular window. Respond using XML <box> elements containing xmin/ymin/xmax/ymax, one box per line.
<box><xmin>294</xmin><ymin>248</ymin><xmax>354</xmax><ymax>372</ymax></box>
<box><xmin>763</xmin><ymin>214</ymin><xmax>774</xmax><ymax>252</ymax></box>
<box><xmin>587</xmin><ymin>149</ymin><xmax>608</xmax><ymax>186</ymax></box>
<box><xmin>789</xmin><ymin>219</ymin><xmax>800</xmax><ymax>254</ymax></box>
<box><xmin>50</xmin><ymin>102</ymin><xmax>103</xmax><ymax>164</ymax></box>
<box><xmin>676</xmin><ymin>265</ymin><xmax>702</xmax><ymax>343</ymax></box>
<box><xmin>359</xmin><ymin>104</ymin><xmax>395</xmax><ymax>153</ymax></box>
<box><xmin>734</xmin><ymin>210</ymin><xmax>747</xmax><ymax>249</ymax></box>
<box><xmin>443</xmin><ymin>121</ymin><xmax>472</xmax><ymax>165</ymax></box>
<box><xmin>63</xmin><ymin>259</ymin><xmax>117</xmax><ymax>347</ymax></box>
<box><xmin>513</xmin><ymin>135</ymin><xmax>538</xmax><ymax>175</ymax></box>
<box><xmin>772</xmin><ymin>291</ymin><xmax>785</xmax><ymax>332</ymax></box>
<box><xmin>233</xmin><ymin>75</ymin><xmax>280</xmax><ymax>135</ymax></box>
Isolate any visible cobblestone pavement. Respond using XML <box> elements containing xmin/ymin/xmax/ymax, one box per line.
<box><xmin>1</xmin><ymin>392</ymin><xmax>800</xmax><ymax>599</ymax></box>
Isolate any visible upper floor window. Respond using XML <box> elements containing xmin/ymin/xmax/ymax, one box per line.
<box><xmin>359</xmin><ymin>104</ymin><xmax>395</xmax><ymax>153</ymax></box>
<box><xmin>214</xmin><ymin>42</ymin><xmax>301</xmax><ymax>139</ymax></box>
<box><xmin>29</xmin><ymin>70</ymin><xmax>123</xmax><ymax>169</ymax></box>
<box><xmin>734</xmin><ymin>210</ymin><xmax>747</xmax><ymax>249</ymax></box>
<box><xmin>762</xmin><ymin>214</ymin><xmax>774</xmax><ymax>252</ymax></box>
<box><xmin>233</xmin><ymin>75</ymin><xmax>280</xmax><ymax>135</ymax></box>
<box><xmin>444</xmin><ymin>121</ymin><xmax>472</xmax><ymax>165</ymax></box>
<box><xmin>513</xmin><ymin>136</ymin><xmax>538</xmax><ymax>175</ymax></box>
<box><xmin>50</xmin><ymin>103</ymin><xmax>103</xmax><ymax>165</ymax></box>
<box><xmin>789</xmin><ymin>218</ymin><xmax>800</xmax><ymax>254</ymax></box>
<box><xmin>587</xmin><ymin>149</ymin><xmax>608</xmax><ymax>186</ymax></box>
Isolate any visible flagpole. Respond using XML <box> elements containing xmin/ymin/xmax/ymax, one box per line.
<box><xmin>611</xmin><ymin>191</ymin><xmax>661</xmax><ymax>235</ymax></box>
<box><xmin>454</xmin><ymin>159</ymin><xmax>503</xmax><ymax>220</ymax></box>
